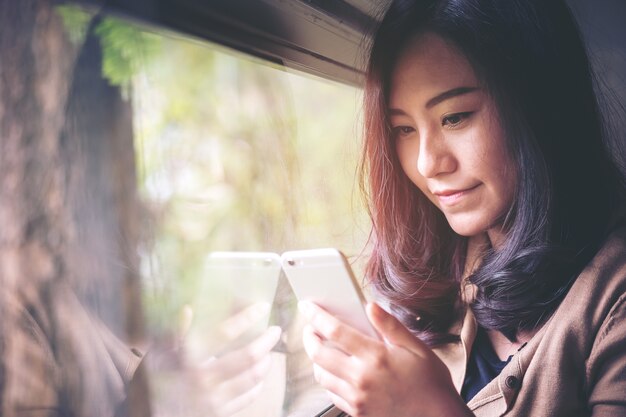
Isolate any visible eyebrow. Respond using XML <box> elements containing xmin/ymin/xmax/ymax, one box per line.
<box><xmin>426</xmin><ymin>86</ymin><xmax>479</xmax><ymax>108</ymax></box>
<box><xmin>388</xmin><ymin>86</ymin><xmax>479</xmax><ymax>116</ymax></box>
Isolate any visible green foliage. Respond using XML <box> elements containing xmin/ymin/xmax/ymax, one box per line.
<box><xmin>57</xmin><ymin>5</ymin><xmax>161</xmax><ymax>92</ymax></box>
<box><xmin>95</xmin><ymin>18</ymin><xmax>161</xmax><ymax>90</ymax></box>
<box><xmin>56</xmin><ymin>4</ymin><xmax>93</xmax><ymax>45</ymax></box>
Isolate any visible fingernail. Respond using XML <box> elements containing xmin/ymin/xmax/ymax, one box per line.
<box><xmin>200</xmin><ymin>356</ymin><xmax>217</xmax><ymax>368</ymax></box>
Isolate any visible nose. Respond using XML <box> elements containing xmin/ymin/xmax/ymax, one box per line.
<box><xmin>416</xmin><ymin>130</ymin><xmax>457</xmax><ymax>178</ymax></box>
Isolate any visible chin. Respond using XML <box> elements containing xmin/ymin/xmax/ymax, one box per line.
<box><xmin>445</xmin><ymin>216</ymin><xmax>489</xmax><ymax>238</ymax></box>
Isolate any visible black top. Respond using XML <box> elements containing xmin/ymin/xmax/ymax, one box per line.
<box><xmin>461</xmin><ymin>326</ymin><xmax>512</xmax><ymax>402</ymax></box>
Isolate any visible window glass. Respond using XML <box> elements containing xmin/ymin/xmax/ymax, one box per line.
<box><xmin>127</xmin><ymin>17</ymin><xmax>368</xmax><ymax>417</ymax></box>
<box><xmin>3</xmin><ymin>3</ymin><xmax>368</xmax><ymax>414</ymax></box>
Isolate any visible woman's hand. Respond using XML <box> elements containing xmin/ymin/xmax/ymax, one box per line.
<box><xmin>299</xmin><ymin>301</ymin><xmax>473</xmax><ymax>417</ymax></box>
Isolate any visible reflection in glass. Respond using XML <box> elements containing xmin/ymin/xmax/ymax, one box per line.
<box><xmin>130</xmin><ymin>17</ymin><xmax>368</xmax><ymax>417</ymax></box>
<box><xmin>1</xmin><ymin>2</ymin><xmax>367</xmax><ymax>415</ymax></box>
<box><xmin>186</xmin><ymin>252</ymin><xmax>281</xmax><ymax>360</ymax></box>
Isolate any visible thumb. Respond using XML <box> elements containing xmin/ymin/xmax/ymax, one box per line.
<box><xmin>366</xmin><ymin>303</ymin><xmax>429</xmax><ymax>354</ymax></box>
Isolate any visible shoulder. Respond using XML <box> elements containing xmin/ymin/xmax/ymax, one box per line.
<box><xmin>1</xmin><ymin>282</ymin><xmax>144</xmax><ymax>416</ymax></box>
<box><xmin>583</xmin><ymin>228</ymin><xmax>626</xmax><ymax>361</ymax></box>
<box><xmin>560</xmin><ymin>228</ymin><xmax>626</xmax><ymax>406</ymax></box>
<box><xmin>584</xmin><ymin>278</ymin><xmax>626</xmax><ymax>413</ymax></box>
<box><xmin>536</xmin><ymin>227</ymin><xmax>626</xmax><ymax>363</ymax></box>
<box><xmin>566</xmin><ymin>227</ymin><xmax>626</xmax><ymax>313</ymax></box>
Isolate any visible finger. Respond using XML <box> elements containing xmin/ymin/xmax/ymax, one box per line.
<box><xmin>203</xmin><ymin>326</ymin><xmax>281</xmax><ymax>381</ymax></box>
<box><xmin>303</xmin><ymin>326</ymin><xmax>370</xmax><ymax>395</ymax></box>
<box><xmin>213</xmin><ymin>379</ymin><xmax>264</xmax><ymax>417</ymax></box>
<box><xmin>209</xmin><ymin>354</ymin><xmax>272</xmax><ymax>399</ymax></box>
<box><xmin>219</xmin><ymin>302</ymin><xmax>271</xmax><ymax>340</ymax></box>
<box><xmin>302</xmin><ymin>325</ymin><xmax>358</xmax><ymax>383</ymax></box>
<box><xmin>366</xmin><ymin>303</ymin><xmax>428</xmax><ymax>355</ymax></box>
<box><xmin>327</xmin><ymin>391</ymin><xmax>356</xmax><ymax>417</ymax></box>
<box><xmin>245</xmin><ymin>325</ymin><xmax>282</xmax><ymax>357</ymax></box>
<box><xmin>311</xmin><ymin>364</ymin><xmax>356</xmax><ymax>413</ymax></box>
<box><xmin>299</xmin><ymin>301</ymin><xmax>378</xmax><ymax>356</ymax></box>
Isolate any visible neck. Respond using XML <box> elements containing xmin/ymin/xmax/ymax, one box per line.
<box><xmin>463</xmin><ymin>234</ymin><xmax>490</xmax><ymax>277</ymax></box>
<box><xmin>487</xmin><ymin>226</ymin><xmax>506</xmax><ymax>249</ymax></box>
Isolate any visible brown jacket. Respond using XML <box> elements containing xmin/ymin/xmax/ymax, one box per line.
<box><xmin>1</xmin><ymin>281</ymin><xmax>143</xmax><ymax>417</ymax></box>
<box><xmin>433</xmin><ymin>228</ymin><xmax>626</xmax><ymax>416</ymax></box>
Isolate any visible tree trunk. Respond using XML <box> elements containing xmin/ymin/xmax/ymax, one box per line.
<box><xmin>0</xmin><ymin>0</ymin><xmax>149</xmax><ymax>415</ymax></box>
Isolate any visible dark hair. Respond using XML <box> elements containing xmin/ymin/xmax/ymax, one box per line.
<box><xmin>360</xmin><ymin>0</ymin><xmax>626</xmax><ymax>344</ymax></box>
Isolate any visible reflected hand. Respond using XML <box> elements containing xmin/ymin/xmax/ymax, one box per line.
<box><xmin>199</xmin><ymin>326</ymin><xmax>282</xmax><ymax>417</ymax></box>
<box><xmin>299</xmin><ymin>301</ymin><xmax>473</xmax><ymax>417</ymax></box>
<box><xmin>219</xmin><ymin>302</ymin><xmax>272</xmax><ymax>341</ymax></box>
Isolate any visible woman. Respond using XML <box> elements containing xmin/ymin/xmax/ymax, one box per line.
<box><xmin>298</xmin><ymin>0</ymin><xmax>626</xmax><ymax>416</ymax></box>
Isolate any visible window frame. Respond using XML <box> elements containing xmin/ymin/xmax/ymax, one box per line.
<box><xmin>74</xmin><ymin>0</ymin><xmax>386</xmax><ymax>86</ymax></box>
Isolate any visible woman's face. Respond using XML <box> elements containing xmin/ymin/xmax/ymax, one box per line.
<box><xmin>389</xmin><ymin>33</ymin><xmax>516</xmax><ymax>240</ymax></box>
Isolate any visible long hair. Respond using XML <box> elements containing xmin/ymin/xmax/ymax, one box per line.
<box><xmin>360</xmin><ymin>0</ymin><xmax>625</xmax><ymax>344</ymax></box>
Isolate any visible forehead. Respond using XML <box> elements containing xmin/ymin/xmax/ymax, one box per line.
<box><xmin>389</xmin><ymin>33</ymin><xmax>479</xmax><ymax>106</ymax></box>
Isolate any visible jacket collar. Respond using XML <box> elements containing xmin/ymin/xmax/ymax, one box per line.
<box><xmin>433</xmin><ymin>306</ymin><xmax>550</xmax><ymax>414</ymax></box>
<box><xmin>432</xmin><ymin>306</ymin><xmax>476</xmax><ymax>392</ymax></box>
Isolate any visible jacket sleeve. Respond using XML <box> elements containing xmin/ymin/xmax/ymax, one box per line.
<box><xmin>2</xmin><ymin>283</ymin><xmax>145</xmax><ymax>417</ymax></box>
<box><xmin>586</xmin><ymin>293</ymin><xmax>626</xmax><ymax>416</ymax></box>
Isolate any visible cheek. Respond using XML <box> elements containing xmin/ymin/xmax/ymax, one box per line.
<box><xmin>481</xmin><ymin>132</ymin><xmax>517</xmax><ymax>210</ymax></box>
<box><xmin>473</xmin><ymin>111</ymin><xmax>513</xmax><ymax>175</ymax></box>
<box><xmin>498</xmin><ymin>163</ymin><xmax>517</xmax><ymax>208</ymax></box>
<box><xmin>396</xmin><ymin>141</ymin><xmax>414</xmax><ymax>178</ymax></box>
<box><xmin>396</xmin><ymin>159</ymin><xmax>441</xmax><ymax>211</ymax></box>
<box><xmin>396</xmin><ymin>142</ymin><xmax>429</xmax><ymax>193</ymax></box>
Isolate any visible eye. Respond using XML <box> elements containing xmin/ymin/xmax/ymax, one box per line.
<box><xmin>392</xmin><ymin>126</ymin><xmax>415</xmax><ymax>139</ymax></box>
<box><xmin>441</xmin><ymin>112</ymin><xmax>473</xmax><ymax>128</ymax></box>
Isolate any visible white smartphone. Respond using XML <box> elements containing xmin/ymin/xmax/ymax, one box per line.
<box><xmin>186</xmin><ymin>251</ymin><xmax>282</xmax><ymax>360</ymax></box>
<box><xmin>281</xmin><ymin>248</ymin><xmax>379</xmax><ymax>340</ymax></box>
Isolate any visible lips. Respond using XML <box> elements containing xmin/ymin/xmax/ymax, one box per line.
<box><xmin>432</xmin><ymin>184</ymin><xmax>480</xmax><ymax>206</ymax></box>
